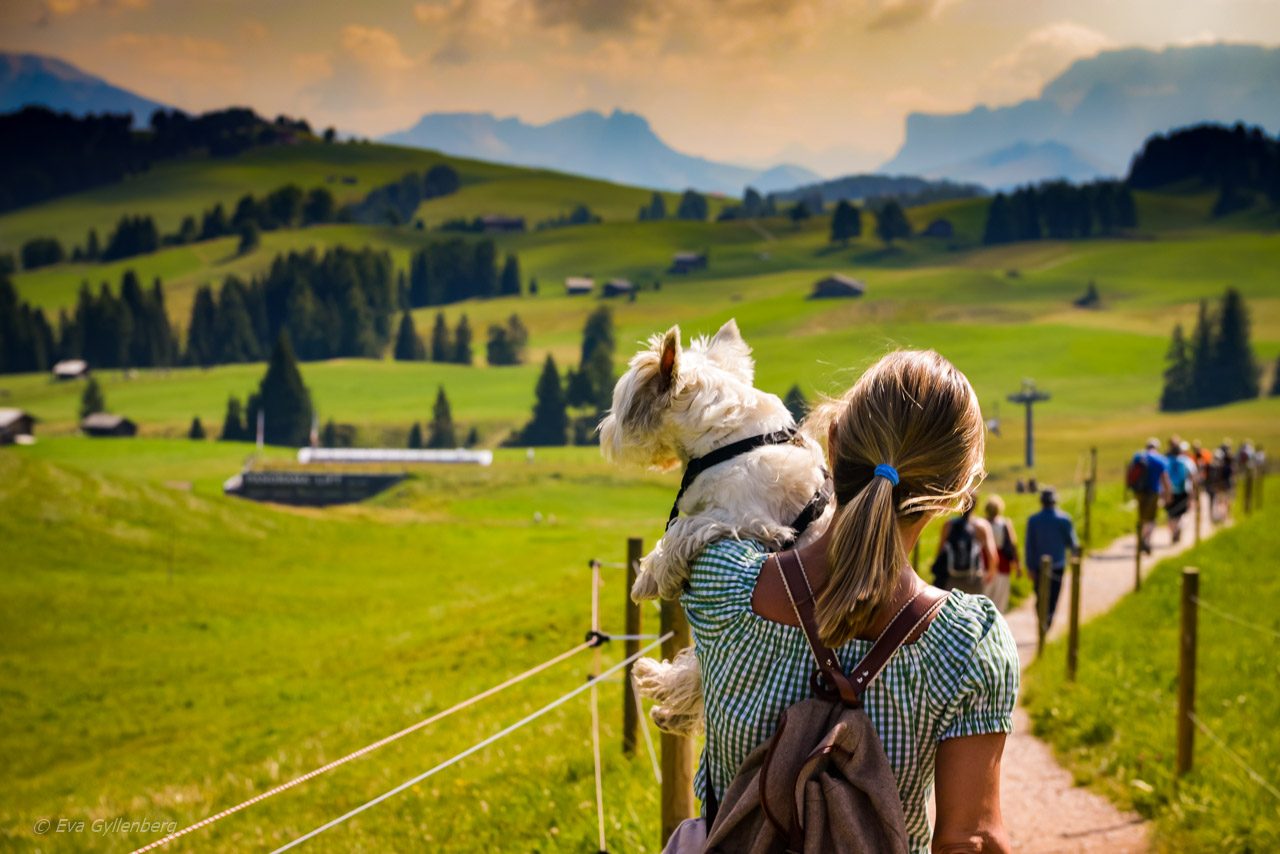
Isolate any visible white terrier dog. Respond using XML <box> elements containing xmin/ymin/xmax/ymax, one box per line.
<box><xmin>598</xmin><ymin>319</ymin><xmax>833</xmax><ymax>734</ymax></box>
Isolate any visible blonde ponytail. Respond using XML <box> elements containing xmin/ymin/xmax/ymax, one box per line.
<box><xmin>816</xmin><ymin>350</ymin><xmax>986</xmax><ymax>646</ymax></box>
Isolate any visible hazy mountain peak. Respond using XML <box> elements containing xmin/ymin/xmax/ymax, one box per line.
<box><xmin>383</xmin><ymin>107</ymin><xmax>819</xmax><ymax>194</ymax></box>
<box><xmin>0</xmin><ymin>51</ymin><xmax>169</xmax><ymax>126</ymax></box>
<box><xmin>881</xmin><ymin>42</ymin><xmax>1280</xmax><ymax>187</ymax></box>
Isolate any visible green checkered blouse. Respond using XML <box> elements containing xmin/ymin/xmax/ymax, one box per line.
<box><xmin>683</xmin><ymin>539</ymin><xmax>1019</xmax><ymax>853</ymax></box>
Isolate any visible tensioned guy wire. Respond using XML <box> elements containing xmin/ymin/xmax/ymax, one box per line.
<box><xmin>271</xmin><ymin>634</ymin><xmax>674</xmax><ymax>853</ymax></box>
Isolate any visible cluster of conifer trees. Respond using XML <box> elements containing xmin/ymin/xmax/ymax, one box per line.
<box><xmin>982</xmin><ymin>180</ymin><xmax>1137</xmax><ymax>245</ymax></box>
<box><xmin>405</xmin><ymin>239</ymin><xmax>520</xmax><ymax>306</ymax></box>
<box><xmin>0</xmin><ymin>271</ymin><xmax>177</xmax><ymax>374</ymax></box>
<box><xmin>517</xmin><ymin>307</ymin><xmax>616</xmax><ymax>446</ymax></box>
<box><xmin>1129</xmin><ymin>123</ymin><xmax>1280</xmax><ymax>215</ymax></box>
<box><xmin>1160</xmin><ymin>288</ymin><xmax>1266</xmax><ymax>411</ymax></box>
<box><xmin>346</xmin><ymin>165</ymin><xmax>461</xmax><ymax>225</ymax></box>
<box><xmin>0</xmin><ymin>106</ymin><xmax>314</xmax><ymax>214</ymax></box>
<box><xmin>187</xmin><ymin>247</ymin><xmax>395</xmax><ymax>366</ymax></box>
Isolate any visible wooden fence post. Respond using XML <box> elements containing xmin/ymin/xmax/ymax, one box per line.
<box><xmin>1194</xmin><ymin>481</ymin><xmax>1202</xmax><ymax>547</ymax></box>
<box><xmin>1066</xmin><ymin>550</ymin><xmax>1082</xmax><ymax>681</ymax></box>
<box><xmin>1036</xmin><ymin>555</ymin><xmax>1051</xmax><ymax>658</ymax></box>
<box><xmin>1177</xmin><ymin>567</ymin><xmax>1199</xmax><ymax>776</ymax></box>
<box><xmin>1134</xmin><ymin>514</ymin><xmax>1143</xmax><ymax>592</ymax></box>
<box><xmin>623</xmin><ymin>538</ymin><xmax>642</xmax><ymax>757</ymax></box>
<box><xmin>660</xmin><ymin>600</ymin><xmax>693</xmax><ymax>845</ymax></box>
<box><xmin>1244</xmin><ymin>466</ymin><xmax>1255</xmax><ymax>517</ymax></box>
<box><xmin>1083</xmin><ymin>446</ymin><xmax>1097</xmax><ymax>552</ymax></box>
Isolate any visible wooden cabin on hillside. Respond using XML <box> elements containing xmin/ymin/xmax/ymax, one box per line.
<box><xmin>0</xmin><ymin>408</ymin><xmax>36</xmax><ymax>444</ymax></box>
<box><xmin>52</xmin><ymin>359</ymin><xmax>89</xmax><ymax>381</ymax></box>
<box><xmin>602</xmin><ymin>279</ymin><xmax>634</xmax><ymax>298</ymax></box>
<box><xmin>809</xmin><ymin>274</ymin><xmax>866</xmax><ymax>299</ymax></box>
<box><xmin>81</xmin><ymin>413</ymin><xmax>137</xmax><ymax>438</ymax></box>
<box><xmin>565</xmin><ymin>276</ymin><xmax>594</xmax><ymax>296</ymax></box>
<box><xmin>669</xmin><ymin>251</ymin><xmax>707</xmax><ymax>274</ymax></box>
<box><xmin>480</xmin><ymin>214</ymin><xmax>527</xmax><ymax>234</ymax></box>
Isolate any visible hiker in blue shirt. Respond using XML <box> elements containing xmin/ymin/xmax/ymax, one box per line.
<box><xmin>1129</xmin><ymin>438</ymin><xmax>1171</xmax><ymax>554</ymax></box>
<box><xmin>1025</xmin><ymin>487</ymin><xmax>1080</xmax><ymax>632</ymax></box>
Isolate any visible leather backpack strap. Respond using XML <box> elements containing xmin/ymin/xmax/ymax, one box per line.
<box><xmin>775</xmin><ymin>551</ymin><xmax>950</xmax><ymax>706</ymax></box>
<box><xmin>774</xmin><ymin>551</ymin><xmax>861</xmax><ymax>707</ymax></box>
<box><xmin>847</xmin><ymin>586</ymin><xmax>949</xmax><ymax>693</ymax></box>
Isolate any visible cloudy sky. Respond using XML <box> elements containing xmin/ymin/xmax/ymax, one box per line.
<box><xmin>2</xmin><ymin>0</ymin><xmax>1278</xmax><ymax>170</ymax></box>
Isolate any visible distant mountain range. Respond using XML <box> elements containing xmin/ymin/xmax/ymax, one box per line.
<box><xmin>0</xmin><ymin>52</ymin><xmax>168</xmax><ymax>126</ymax></box>
<box><xmin>881</xmin><ymin>43</ymin><xmax>1280</xmax><ymax>189</ymax></box>
<box><xmin>382</xmin><ymin>109</ymin><xmax>821</xmax><ymax>195</ymax></box>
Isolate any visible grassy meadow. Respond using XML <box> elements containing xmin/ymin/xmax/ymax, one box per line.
<box><xmin>2</xmin><ymin>137</ymin><xmax>1279</xmax><ymax>851</ymax></box>
<box><xmin>1024</xmin><ymin>503</ymin><xmax>1280</xmax><ymax>851</ymax></box>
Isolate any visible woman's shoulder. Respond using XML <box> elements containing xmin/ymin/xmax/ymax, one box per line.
<box><xmin>691</xmin><ymin>538</ymin><xmax>769</xmax><ymax>574</ymax></box>
<box><xmin>923</xmin><ymin>591</ymin><xmax>1018</xmax><ymax>670</ymax></box>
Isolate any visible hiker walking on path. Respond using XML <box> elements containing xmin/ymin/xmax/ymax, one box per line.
<box><xmin>1207</xmin><ymin>441</ymin><xmax>1235</xmax><ymax>523</ymax></box>
<box><xmin>933</xmin><ymin>496</ymin><xmax>998</xmax><ymax>596</ymax></box>
<box><xmin>1127</xmin><ymin>438</ymin><xmax>1171</xmax><ymax>554</ymax></box>
<box><xmin>982</xmin><ymin>494</ymin><xmax>1022</xmax><ymax>612</ymax></box>
<box><xmin>681</xmin><ymin>350</ymin><xmax>1017</xmax><ymax>854</ymax></box>
<box><xmin>1164</xmin><ymin>438</ymin><xmax>1198</xmax><ymax>544</ymax></box>
<box><xmin>1024</xmin><ymin>487</ymin><xmax>1079</xmax><ymax>632</ymax></box>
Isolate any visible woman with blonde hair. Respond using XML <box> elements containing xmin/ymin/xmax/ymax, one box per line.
<box><xmin>983</xmin><ymin>494</ymin><xmax>1022</xmax><ymax>612</ymax></box>
<box><xmin>683</xmin><ymin>349</ymin><xmax>1018</xmax><ymax>853</ymax></box>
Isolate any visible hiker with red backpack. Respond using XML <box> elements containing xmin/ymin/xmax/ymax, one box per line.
<box><xmin>982</xmin><ymin>495</ymin><xmax>1022</xmax><ymax>612</ymax></box>
<box><xmin>669</xmin><ymin>351</ymin><xmax>1017</xmax><ymax>854</ymax></box>
<box><xmin>1127</xmin><ymin>438</ymin><xmax>1171</xmax><ymax>553</ymax></box>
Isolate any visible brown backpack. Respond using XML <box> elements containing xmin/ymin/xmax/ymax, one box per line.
<box><xmin>666</xmin><ymin>551</ymin><xmax>948</xmax><ymax>854</ymax></box>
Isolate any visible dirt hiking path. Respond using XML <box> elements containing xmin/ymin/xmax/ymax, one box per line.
<box><xmin>998</xmin><ymin>494</ymin><xmax>1222</xmax><ymax>852</ymax></box>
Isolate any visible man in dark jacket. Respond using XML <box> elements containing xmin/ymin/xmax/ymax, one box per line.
<box><xmin>1025</xmin><ymin>487</ymin><xmax>1080</xmax><ymax>632</ymax></box>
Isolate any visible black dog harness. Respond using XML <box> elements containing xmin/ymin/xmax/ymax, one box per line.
<box><xmin>666</xmin><ymin>427</ymin><xmax>833</xmax><ymax>546</ymax></box>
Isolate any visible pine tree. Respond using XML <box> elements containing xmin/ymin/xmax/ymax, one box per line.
<box><xmin>427</xmin><ymin>386</ymin><xmax>456</xmax><ymax>449</ymax></box>
<box><xmin>188</xmin><ymin>416</ymin><xmax>206</xmax><ymax>440</ymax></box>
<box><xmin>676</xmin><ymin>190</ymin><xmax>708</xmax><ymax>221</ymax></box>
<box><xmin>486</xmin><ymin>325</ymin><xmax>514</xmax><ymax>366</ymax></box>
<box><xmin>186</xmin><ymin>285</ymin><xmax>219</xmax><ymax>367</ymax></box>
<box><xmin>393</xmin><ymin>311</ymin><xmax>426</xmax><ymax>361</ymax></box>
<box><xmin>465</xmin><ymin>426</ymin><xmax>479</xmax><ymax>447</ymax></box>
<box><xmin>506</xmin><ymin>314</ymin><xmax>528</xmax><ymax>364</ymax></box>
<box><xmin>1271</xmin><ymin>354</ymin><xmax>1280</xmax><ymax>397</ymax></box>
<box><xmin>581</xmin><ymin>307</ymin><xmax>615</xmax><ymax>366</ymax></box>
<box><xmin>453</xmin><ymin>314</ymin><xmax>473</xmax><ymax>365</ymax></box>
<box><xmin>430</xmin><ymin>312</ymin><xmax>451</xmax><ymax>362</ymax></box>
<box><xmin>521</xmin><ymin>355</ymin><xmax>569</xmax><ymax>446</ymax></box>
<box><xmin>219</xmin><ymin>396</ymin><xmax>246</xmax><ymax>441</ymax></box>
<box><xmin>86</xmin><ymin>228</ymin><xmax>101</xmax><ymax>260</ymax></box>
<box><xmin>1211</xmin><ymin>287</ymin><xmax>1261</xmax><ymax>403</ymax></box>
<box><xmin>1159</xmin><ymin>324</ymin><xmax>1194</xmax><ymax>412</ymax></box>
<box><xmin>254</xmin><ymin>331</ymin><xmax>314</xmax><ymax>447</ymax></box>
<box><xmin>214</xmin><ymin>279</ymin><xmax>262</xmax><ymax>363</ymax></box>
<box><xmin>79</xmin><ymin>376</ymin><xmax>105</xmax><ymax>420</ymax></box>
<box><xmin>829</xmin><ymin>200</ymin><xmax>862</xmax><ymax>243</ymax></box>
<box><xmin>875</xmin><ymin>200</ymin><xmax>913</xmax><ymax>245</ymax></box>
<box><xmin>982</xmin><ymin>193</ymin><xmax>1015</xmax><ymax>245</ymax></box>
<box><xmin>237</xmin><ymin>223</ymin><xmax>260</xmax><ymax>256</ymax></box>
<box><xmin>320</xmin><ymin>419</ymin><xmax>338</xmax><ymax>448</ymax></box>
<box><xmin>583</xmin><ymin>345</ymin><xmax>614</xmax><ymax>412</ymax></box>
<box><xmin>528</xmin><ymin>277</ymin><xmax>539</xmax><ymax>296</ymax></box>
<box><xmin>1189</xmin><ymin>300</ymin><xmax>1216</xmax><ymax>408</ymax></box>
<box><xmin>500</xmin><ymin>254</ymin><xmax>521</xmax><ymax>296</ymax></box>
<box><xmin>407</xmin><ymin>421</ymin><xmax>423</xmax><ymax>449</ymax></box>
<box><xmin>784</xmin><ymin>384</ymin><xmax>809</xmax><ymax>422</ymax></box>
<box><xmin>564</xmin><ymin>367</ymin><xmax>593</xmax><ymax>408</ymax></box>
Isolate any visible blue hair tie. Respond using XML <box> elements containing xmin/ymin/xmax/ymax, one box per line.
<box><xmin>873</xmin><ymin>463</ymin><xmax>899</xmax><ymax>486</ymax></box>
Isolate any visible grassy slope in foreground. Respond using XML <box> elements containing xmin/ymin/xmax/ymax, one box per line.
<box><xmin>0</xmin><ymin>445</ymin><xmax>677</xmax><ymax>852</ymax></box>
<box><xmin>1023</xmin><ymin>503</ymin><xmax>1280</xmax><ymax>852</ymax></box>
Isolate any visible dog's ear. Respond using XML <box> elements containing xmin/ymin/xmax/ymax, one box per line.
<box><xmin>706</xmin><ymin>318</ymin><xmax>753</xmax><ymax>383</ymax></box>
<box><xmin>658</xmin><ymin>325</ymin><xmax>681</xmax><ymax>391</ymax></box>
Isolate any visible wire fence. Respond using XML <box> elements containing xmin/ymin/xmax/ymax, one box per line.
<box><xmin>1191</xmin><ymin>595</ymin><xmax>1280</xmax><ymax>641</ymax></box>
<box><xmin>124</xmin><ymin>551</ymin><xmax>674</xmax><ymax>854</ymax></box>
